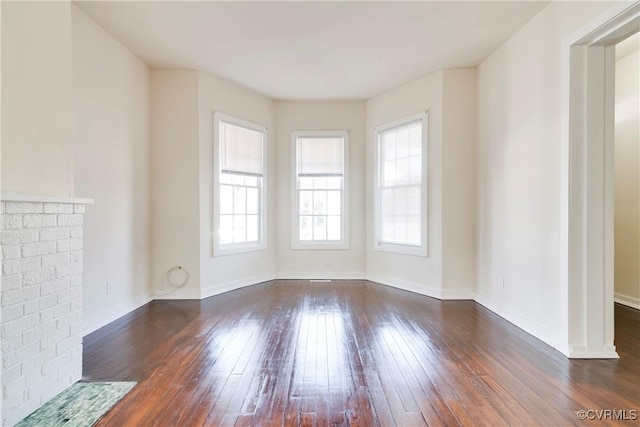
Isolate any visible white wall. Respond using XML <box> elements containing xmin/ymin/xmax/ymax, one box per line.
<box><xmin>198</xmin><ymin>71</ymin><xmax>276</xmax><ymax>296</ymax></box>
<box><xmin>1</xmin><ymin>1</ymin><xmax>74</xmax><ymax>196</ymax></box>
<box><xmin>614</xmin><ymin>48</ymin><xmax>640</xmax><ymax>308</ymax></box>
<box><xmin>72</xmin><ymin>5</ymin><xmax>152</xmax><ymax>334</ymax></box>
<box><xmin>150</xmin><ymin>70</ymin><xmax>202</xmax><ymax>299</ymax></box>
<box><xmin>442</xmin><ymin>69</ymin><xmax>477</xmax><ymax>298</ymax></box>
<box><xmin>366</xmin><ymin>71</ymin><xmax>445</xmax><ymax>296</ymax></box>
<box><xmin>274</xmin><ymin>101</ymin><xmax>366</xmax><ymax>278</ymax></box>
<box><xmin>476</xmin><ymin>1</ymin><xmax>617</xmax><ymax>351</ymax></box>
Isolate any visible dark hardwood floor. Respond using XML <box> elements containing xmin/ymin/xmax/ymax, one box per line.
<box><xmin>83</xmin><ymin>280</ymin><xmax>640</xmax><ymax>426</ymax></box>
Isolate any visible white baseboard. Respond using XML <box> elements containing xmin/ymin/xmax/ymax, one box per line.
<box><xmin>568</xmin><ymin>344</ymin><xmax>619</xmax><ymax>359</ymax></box>
<box><xmin>366</xmin><ymin>274</ymin><xmax>443</xmax><ymax>299</ymax></box>
<box><xmin>441</xmin><ymin>289</ymin><xmax>475</xmax><ymax>300</ymax></box>
<box><xmin>201</xmin><ymin>273</ymin><xmax>276</xmax><ymax>300</ymax></box>
<box><xmin>615</xmin><ymin>292</ymin><xmax>640</xmax><ymax>310</ymax></box>
<box><xmin>473</xmin><ymin>292</ymin><xmax>567</xmax><ymax>355</ymax></box>
<box><xmin>83</xmin><ymin>293</ymin><xmax>153</xmax><ymax>336</ymax></box>
<box><xmin>276</xmin><ymin>271</ymin><xmax>366</xmax><ymax>280</ymax></box>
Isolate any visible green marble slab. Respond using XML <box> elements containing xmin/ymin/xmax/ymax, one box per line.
<box><xmin>16</xmin><ymin>381</ymin><xmax>136</xmax><ymax>427</ymax></box>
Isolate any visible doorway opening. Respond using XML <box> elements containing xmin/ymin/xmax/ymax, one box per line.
<box><xmin>562</xmin><ymin>3</ymin><xmax>639</xmax><ymax>358</ymax></box>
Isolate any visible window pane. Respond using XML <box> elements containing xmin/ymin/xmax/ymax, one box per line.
<box><xmin>382</xmin><ymin>133</ymin><xmax>396</xmax><ymax>161</ymax></box>
<box><xmin>407</xmin><ymin>215</ymin><xmax>421</xmax><ymax>245</ymax></box>
<box><xmin>313</xmin><ymin>176</ymin><xmax>327</xmax><ymax>190</ymax></box>
<box><xmin>220</xmin><ymin>215</ymin><xmax>233</xmax><ymax>245</ymax></box>
<box><xmin>396</xmin><ymin>158</ymin><xmax>409</xmax><ymax>185</ymax></box>
<box><xmin>220</xmin><ymin>172</ymin><xmax>233</xmax><ymax>184</ymax></box>
<box><xmin>220</xmin><ymin>185</ymin><xmax>233</xmax><ymax>214</ymax></box>
<box><xmin>395</xmin><ymin>216</ymin><xmax>408</xmax><ymax>244</ymax></box>
<box><xmin>299</xmin><ymin>216</ymin><xmax>313</xmax><ymax>241</ymax></box>
<box><xmin>408</xmin><ymin>156</ymin><xmax>421</xmax><ymax>184</ymax></box>
<box><xmin>234</xmin><ymin>187</ymin><xmax>246</xmax><ymax>214</ymax></box>
<box><xmin>314</xmin><ymin>216</ymin><xmax>327</xmax><ymax>240</ymax></box>
<box><xmin>247</xmin><ymin>215</ymin><xmax>259</xmax><ymax>242</ymax></box>
<box><xmin>382</xmin><ymin>189</ymin><xmax>395</xmax><ymax>216</ymax></box>
<box><xmin>313</xmin><ymin>191</ymin><xmax>327</xmax><ymax>215</ymax></box>
<box><xmin>381</xmin><ymin>215</ymin><xmax>394</xmax><ymax>242</ymax></box>
<box><xmin>397</xmin><ymin>128</ymin><xmax>410</xmax><ymax>159</ymax></box>
<box><xmin>326</xmin><ymin>177</ymin><xmax>342</xmax><ymax>190</ymax></box>
<box><xmin>232</xmin><ymin>174</ymin><xmax>244</xmax><ymax>185</ymax></box>
<box><xmin>299</xmin><ymin>177</ymin><xmax>314</xmax><ymax>189</ymax></box>
<box><xmin>233</xmin><ymin>214</ymin><xmax>246</xmax><ymax>243</ymax></box>
<box><xmin>383</xmin><ymin>161</ymin><xmax>397</xmax><ymax>187</ymax></box>
<box><xmin>395</xmin><ymin>187</ymin><xmax>407</xmax><ymax>215</ymax></box>
<box><xmin>327</xmin><ymin>191</ymin><xmax>341</xmax><ymax>215</ymax></box>
<box><xmin>247</xmin><ymin>187</ymin><xmax>259</xmax><ymax>214</ymax></box>
<box><xmin>409</xmin><ymin>126</ymin><xmax>421</xmax><ymax>156</ymax></box>
<box><xmin>245</xmin><ymin>176</ymin><xmax>258</xmax><ymax>187</ymax></box>
<box><xmin>327</xmin><ymin>216</ymin><xmax>341</xmax><ymax>240</ymax></box>
<box><xmin>299</xmin><ymin>191</ymin><xmax>313</xmax><ymax>215</ymax></box>
<box><xmin>407</xmin><ymin>186</ymin><xmax>421</xmax><ymax>215</ymax></box>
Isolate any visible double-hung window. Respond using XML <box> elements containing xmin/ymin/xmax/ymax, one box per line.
<box><xmin>292</xmin><ymin>131</ymin><xmax>348</xmax><ymax>249</ymax></box>
<box><xmin>213</xmin><ymin>113</ymin><xmax>267</xmax><ymax>256</ymax></box>
<box><xmin>374</xmin><ymin>112</ymin><xmax>428</xmax><ymax>256</ymax></box>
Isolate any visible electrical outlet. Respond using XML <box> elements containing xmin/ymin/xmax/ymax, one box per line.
<box><xmin>106</xmin><ymin>281</ymin><xmax>113</xmax><ymax>294</ymax></box>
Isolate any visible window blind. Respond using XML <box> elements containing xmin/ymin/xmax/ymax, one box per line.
<box><xmin>297</xmin><ymin>137</ymin><xmax>344</xmax><ymax>176</ymax></box>
<box><xmin>220</xmin><ymin>121</ymin><xmax>264</xmax><ymax>176</ymax></box>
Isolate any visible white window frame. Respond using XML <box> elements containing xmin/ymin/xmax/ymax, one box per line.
<box><xmin>213</xmin><ymin>112</ymin><xmax>267</xmax><ymax>256</ymax></box>
<box><xmin>374</xmin><ymin>112</ymin><xmax>428</xmax><ymax>257</ymax></box>
<box><xmin>291</xmin><ymin>130</ymin><xmax>349</xmax><ymax>250</ymax></box>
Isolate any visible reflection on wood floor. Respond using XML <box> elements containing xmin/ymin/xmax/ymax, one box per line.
<box><xmin>84</xmin><ymin>280</ymin><xmax>640</xmax><ymax>426</ymax></box>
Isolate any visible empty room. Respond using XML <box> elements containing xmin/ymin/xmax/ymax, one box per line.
<box><xmin>1</xmin><ymin>1</ymin><xmax>639</xmax><ymax>426</ymax></box>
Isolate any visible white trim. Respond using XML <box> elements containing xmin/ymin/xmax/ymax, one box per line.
<box><xmin>276</xmin><ymin>272</ymin><xmax>366</xmax><ymax>280</ymax></box>
<box><xmin>567</xmin><ymin>349</ymin><xmax>620</xmax><ymax>359</ymax></box>
<box><xmin>615</xmin><ymin>293</ymin><xmax>640</xmax><ymax>310</ymax></box>
<box><xmin>440</xmin><ymin>289</ymin><xmax>475</xmax><ymax>300</ymax></box>
<box><xmin>561</xmin><ymin>2</ymin><xmax>638</xmax><ymax>360</ymax></box>
<box><xmin>366</xmin><ymin>274</ymin><xmax>442</xmax><ymax>300</ymax></box>
<box><xmin>473</xmin><ymin>292</ymin><xmax>568</xmax><ymax>356</ymax></box>
<box><xmin>200</xmin><ymin>273</ymin><xmax>276</xmax><ymax>299</ymax></box>
<box><xmin>373</xmin><ymin>111</ymin><xmax>428</xmax><ymax>257</ymax></box>
<box><xmin>291</xmin><ymin>130</ymin><xmax>350</xmax><ymax>250</ymax></box>
<box><xmin>83</xmin><ymin>293</ymin><xmax>153</xmax><ymax>336</ymax></box>
<box><xmin>0</xmin><ymin>192</ymin><xmax>94</xmax><ymax>204</ymax></box>
<box><xmin>212</xmin><ymin>112</ymin><xmax>268</xmax><ymax>257</ymax></box>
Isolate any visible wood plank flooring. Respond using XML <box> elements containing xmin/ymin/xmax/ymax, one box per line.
<box><xmin>83</xmin><ymin>280</ymin><xmax>640</xmax><ymax>426</ymax></box>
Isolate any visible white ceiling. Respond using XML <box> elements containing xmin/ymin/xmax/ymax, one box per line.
<box><xmin>76</xmin><ymin>1</ymin><xmax>549</xmax><ymax>100</ymax></box>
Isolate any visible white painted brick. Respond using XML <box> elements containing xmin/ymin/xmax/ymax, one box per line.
<box><xmin>58</xmin><ymin>204</ymin><xmax>73</xmax><ymax>214</ymax></box>
<box><xmin>39</xmin><ymin>294</ymin><xmax>57</xmax><ymax>310</ymax></box>
<box><xmin>40</xmin><ymin>227</ymin><xmax>70</xmax><ymax>241</ymax></box>
<box><xmin>41</xmin><ymin>321</ymin><xmax>55</xmax><ymax>335</ymax></box>
<box><xmin>2</xmin><ymin>256</ymin><xmax>40</xmax><ymax>275</ymax></box>
<box><xmin>1</xmin><ymin>274</ymin><xmax>22</xmax><ymax>290</ymax></box>
<box><xmin>1</xmin><ymin>289</ymin><xmax>23</xmax><ymax>307</ymax></box>
<box><xmin>69</xmin><ymin>274</ymin><xmax>82</xmax><ymax>287</ymax></box>
<box><xmin>56</xmin><ymin>276</ymin><xmax>71</xmax><ymax>291</ymax></box>
<box><xmin>3</xmin><ymin>364</ymin><xmax>22</xmax><ymax>383</ymax></box>
<box><xmin>69</xmin><ymin>322</ymin><xmax>82</xmax><ymax>337</ymax></box>
<box><xmin>56</xmin><ymin>311</ymin><xmax>80</xmax><ymax>332</ymax></box>
<box><xmin>22</xmin><ymin>214</ymin><xmax>56</xmax><ymax>228</ymax></box>
<box><xmin>53</xmin><ymin>302</ymin><xmax>71</xmax><ymax>318</ymax></box>
<box><xmin>40</xmin><ymin>280</ymin><xmax>57</xmax><ymax>296</ymax></box>
<box><xmin>1</xmin><ymin>304</ymin><xmax>24</xmax><ymax>322</ymax></box>
<box><xmin>43</xmin><ymin>203</ymin><xmax>60</xmax><ymax>214</ymax></box>
<box><xmin>69</xmin><ymin>250</ymin><xmax>82</xmax><ymax>264</ymax></box>
<box><xmin>1</xmin><ymin>215</ymin><xmax>23</xmax><ymax>229</ymax></box>
<box><xmin>3</xmin><ymin>377</ymin><xmax>26</xmax><ymax>399</ymax></box>
<box><xmin>24</xmin><ymin>299</ymin><xmax>40</xmax><ymax>315</ymax></box>
<box><xmin>69</xmin><ymin>225</ymin><xmax>83</xmax><ymax>238</ymax></box>
<box><xmin>57</xmin><ymin>239</ymin><xmax>71</xmax><ymax>252</ymax></box>
<box><xmin>41</xmin><ymin>329</ymin><xmax>68</xmax><ymax>351</ymax></box>
<box><xmin>2</xmin><ymin>313</ymin><xmax>39</xmax><ymax>339</ymax></box>
<box><xmin>23</xmin><ymin>267</ymin><xmax>56</xmax><ymax>285</ymax></box>
<box><xmin>58</xmin><ymin>214</ymin><xmax>83</xmax><ymax>226</ymax></box>
<box><xmin>23</xmin><ymin>285</ymin><xmax>41</xmax><ymax>301</ymax></box>
<box><xmin>73</xmin><ymin>204</ymin><xmax>85</xmax><ymax>214</ymax></box>
<box><xmin>4</xmin><ymin>202</ymin><xmax>43</xmax><ymax>214</ymax></box>
<box><xmin>42</xmin><ymin>253</ymin><xmax>70</xmax><ymax>268</ymax></box>
<box><xmin>71</xmin><ymin>298</ymin><xmax>82</xmax><ymax>312</ymax></box>
<box><xmin>70</xmin><ymin>238</ymin><xmax>83</xmax><ymax>250</ymax></box>
<box><xmin>69</xmin><ymin>286</ymin><xmax>81</xmax><ymax>300</ymax></box>
<box><xmin>57</xmin><ymin>289</ymin><xmax>71</xmax><ymax>303</ymax></box>
<box><xmin>2</xmin><ymin>335</ymin><xmax>22</xmax><ymax>353</ymax></box>
<box><xmin>2</xmin><ymin>244</ymin><xmax>22</xmax><ymax>260</ymax></box>
<box><xmin>22</xmin><ymin>326</ymin><xmax>42</xmax><ymax>345</ymax></box>
<box><xmin>1</xmin><ymin>229</ymin><xmax>39</xmax><ymax>245</ymax></box>
<box><xmin>55</xmin><ymin>264</ymin><xmax>70</xmax><ymax>278</ymax></box>
<box><xmin>22</xmin><ymin>241</ymin><xmax>57</xmax><ymax>257</ymax></box>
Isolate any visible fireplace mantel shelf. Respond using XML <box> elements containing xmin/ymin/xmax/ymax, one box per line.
<box><xmin>0</xmin><ymin>192</ymin><xmax>94</xmax><ymax>204</ymax></box>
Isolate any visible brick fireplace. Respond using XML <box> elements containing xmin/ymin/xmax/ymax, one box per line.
<box><xmin>1</xmin><ymin>194</ymin><xmax>92</xmax><ymax>426</ymax></box>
